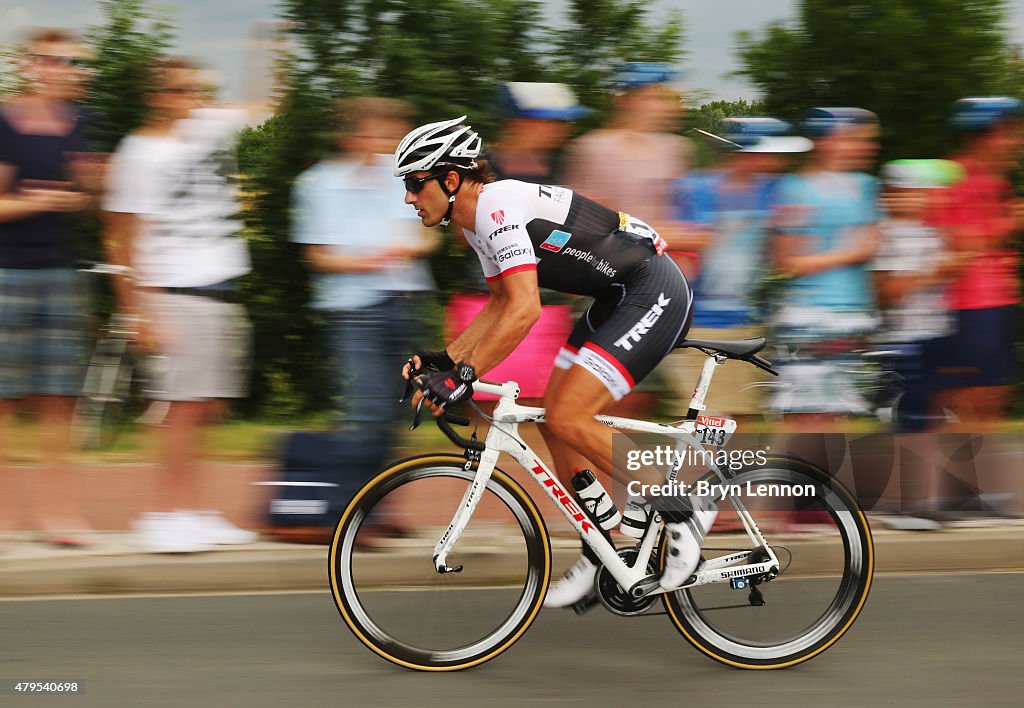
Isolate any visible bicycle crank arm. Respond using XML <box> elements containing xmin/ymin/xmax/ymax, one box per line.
<box><xmin>628</xmin><ymin>574</ymin><xmax>664</xmax><ymax>599</ymax></box>
<box><xmin>432</xmin><ymin>556</ymin><xmax>464</xmax><ymax>574</ymax></box>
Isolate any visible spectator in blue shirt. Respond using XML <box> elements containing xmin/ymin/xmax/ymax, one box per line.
<box><xmin>662</xmin><ymin>118</ymin><xmax>810</xmax><ymax>419</ymax></box>
<box><xmin>771</xmin><ymin>107</ymin><xmax>882</xmax><ymax>420</ymax></box>
<box><xmin>291</xmin><ymin>97</ymin><xmax>437</xmax><ymax>522</ymax></box>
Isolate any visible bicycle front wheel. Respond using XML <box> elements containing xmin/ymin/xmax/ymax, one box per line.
<box><xmin>329</xmin><ymin>454</ymin><xmax>551</xmax><ymax>671</ymax></box>
<box><xmin>662</xmin><ymin>456</ymin><xmax>873</xmax><ymax>669</ymax></box>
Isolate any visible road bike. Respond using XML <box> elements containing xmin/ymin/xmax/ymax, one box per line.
<box><xmin>328</xmin><ymin>337</ymin><xmax>874</xmax><ymax>671</ymax></box>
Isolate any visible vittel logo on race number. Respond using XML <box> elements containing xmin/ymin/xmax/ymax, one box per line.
<box><xmin>697</xmin><ymin>415</ymin><xmax>727</xmax><ymax>428</ymax></box>
<box><xmin>491</xmin><ymin>210</ymin><xmax>505</xmax><ymax>225</ymax></box>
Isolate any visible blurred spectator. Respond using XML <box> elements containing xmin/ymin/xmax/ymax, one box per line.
<box><xmin>562</xmin><ymin>62</ymin><xmax>703</xmax><ymax>279</ymax></box>
<box><xmin>872</xmin><ymin>159</ymin><xmax>966</xmax><ymax>432</ymax></box>
<box><xmin>770</xmin><ymin>107</ymin><xmax>882</xmax><ymax>423</ymax></box>
<box><xmin>930</xmin><ymin>97</ymin><xmax>1023</xmax><ymax>426</ymax></box>
<box><xmin>0</xmin><ymin>28</ymin><xmax>95</xmax><ymax>547</ymax></box>
<box><xmin>446</xmin><ymin>82</ymin><xmax>587</xmax><ymax>403</ymax></box>
<box><xmin>489</xmin><ymin>82</ymin><xmax>588</xmax><ymax>183</ymax></box>
<box><xmin>103</xmin><ymin>57</ymin><xmax>259</xmax><ymax>553</ymax></box>
<box><xmin>290</xmin><ymin>96</ymin><xmax>436</xmax><ymax>540</ymax></box>
<box><xmin>870</xmin><ymin>159</ymin><xmax>967</xmax><ymax>531</ymax></box>
<box><xmin>665</xmin><ymin>117</ymin><xmax>811</xmax><ymax>419</ymax></box>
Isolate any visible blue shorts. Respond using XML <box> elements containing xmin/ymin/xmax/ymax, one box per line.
<box><xmin>0</xmin><ymin>268</ymin><xmax>89</xmax><ymax>398</ymax></box>
<box><xmin>937</xmin><ymin>306</ymin><xmax>1017</xmax><ymax>388</ymax></box>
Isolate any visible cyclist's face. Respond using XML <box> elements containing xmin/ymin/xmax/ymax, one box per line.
<box><xmin>403</xmin><ymin>170</ymin><xmax>450</xmax><ymax>227</ymax></box>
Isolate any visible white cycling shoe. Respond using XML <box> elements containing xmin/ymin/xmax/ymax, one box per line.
<box><xmin>660</xmin><ymin>501</ymin><xmax>718</xmax><ymax>591</ymax></box>
<box><xmin>543</xmin><ymin>555</ymin><xmax>597</xmax><ymax>608</ymax></box>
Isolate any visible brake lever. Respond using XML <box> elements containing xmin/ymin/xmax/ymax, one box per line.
<box><xmin>399</xmin><ymin>377</ymin><xmax>415</xmax><ymax>403</ymax></box>
<box><xmin>408</xmin><ymin>374</ymin><xmax>432</xmax><ymax>430</ymax></box>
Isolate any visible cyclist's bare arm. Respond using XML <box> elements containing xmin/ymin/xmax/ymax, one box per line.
<box><xmin>447</xmin><ymin>270</ymin><xmax>541</xmax><ymax>373</ymax></box>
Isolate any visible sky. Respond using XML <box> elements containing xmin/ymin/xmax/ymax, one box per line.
<box><xmin>3</xmin><ymin>0</ymin><xmax>1024</xmax><ymax>103</ymax></box>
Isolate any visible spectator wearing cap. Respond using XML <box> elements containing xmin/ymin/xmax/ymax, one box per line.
<box><xmin>770</xmin><ymin>107</ymin><xmax>882</xmax><ymax>422</ymax></box>
<box><xmin>868</xmin><ymin>159</ymin><xmax>968</xmax><ymax>531</ymax></box>
<box><xmin>489</xmin><ymin>82</ymin><xmax>588</xmax><ymax>183</ymax></box>
<box><xmin>445</xmin><ymin>83</ymin><xmax>588</xmax><ymax>407</ymax></box>
<box><xmin>663</xmin><ymin>118</ymin><xmax>811</xmax><ymax>418</ymax></box>
<box><xmin>561</xmin><ymin>62</ymin><xmax>705</xmax><ymax>280</ymax></box>
<box><xmin>928</xmin><ymin>97</ymin><xmax>1024</xmax><ymax>425</ymax></box>
<box><xmin>871</xmin><ymin>160</ymin><xmax>966</xmax><ymax>432</ymax></box>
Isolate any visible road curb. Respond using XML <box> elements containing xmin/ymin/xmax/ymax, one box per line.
<box><xmin>1</xmin><ymin>528</ymin><xmax>1020</xmax><ymax>597</ymax></box>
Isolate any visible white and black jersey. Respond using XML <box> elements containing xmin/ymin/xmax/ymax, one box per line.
<box><xmin>465</xmin><ymin>180</ymin><xmax>668</xmax><ymax>297</ymax></box>
<box><xmin>464</xmin><ymin>180</ymin><xmax>692</xmax><ymax>401</ymax></box>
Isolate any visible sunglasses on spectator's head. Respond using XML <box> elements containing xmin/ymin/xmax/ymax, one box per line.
<box><xmin>403</xmin><ymin>172</ymin><xmax>447</xmax><ymax>194</ymax></box>
<box><xmin>31</xmin><ymin>54</ymin><xmax>89</xmax><ymax>69</ymax></box>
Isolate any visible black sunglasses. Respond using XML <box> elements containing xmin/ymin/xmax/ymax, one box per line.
<box><xmin>403</xmin><ymin>172</ymin><xmax>447</xmax><ymax>194</ymax></box>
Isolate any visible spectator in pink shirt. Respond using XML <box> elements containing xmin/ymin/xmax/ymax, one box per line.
<box><xmin>929</xmin><ymin>97</ymin><xmax>1023</xmax><ymax>425</ymax></box>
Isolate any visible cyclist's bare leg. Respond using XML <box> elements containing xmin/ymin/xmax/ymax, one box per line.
<box><xmin>538</xmin><ymin>366</ymin><xmax>596</xmax><ymax>489</ymax></box>
<box><xmin>543</xmin><ymin>364</ymin><xmax>663</xmax><ymax>489</ymax></box>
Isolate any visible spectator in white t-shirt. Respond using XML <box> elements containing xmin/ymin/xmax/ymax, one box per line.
<box><xmin>103</xmin><ymin>57</ymin><xmax>260</xmax><ymax>553</ymax></box>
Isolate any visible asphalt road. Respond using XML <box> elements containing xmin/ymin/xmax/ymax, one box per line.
<box><xmin>1</xmin><ymin>573</ymin><xmax>1021</xmax><ymax>707</ymax></box>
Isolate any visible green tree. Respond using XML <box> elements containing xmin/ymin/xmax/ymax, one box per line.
<box><xmin>85</xmin><ymin>0</ymin><xmax>176</xmax><ymax>152</ymax></box>
<box><xmin>0</xmin><ymin>44</ymin><xmax>22</xmax><ymax>97</ymax></box>
<box><xmin>735</xmin><ymin>0</ymin><xmax>1022</xmax><ymax>159</ymax></box>
<box><xmin>548</xmin><ymin>0</ymin><xmax>686</xmax><ymax>126</ymax></box>
<box><xmin>683</xmin><ymin>99</ymin><xmax>770</xmax><ymax>168</ymax></box>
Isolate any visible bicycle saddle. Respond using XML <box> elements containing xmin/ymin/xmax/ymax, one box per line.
<box><xmin>675</xmin><ymin>336</ymin><xmax>767</xmax><ymax>359</ymax></box>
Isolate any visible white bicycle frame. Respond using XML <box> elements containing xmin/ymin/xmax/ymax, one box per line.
<box><xmin>432</xmin><ymin>353</ymin><xmax>781</xmax><ymax>599</ymax></box>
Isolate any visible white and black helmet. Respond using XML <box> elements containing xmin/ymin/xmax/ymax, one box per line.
<box><xmin>393</xmin><ymin>115</ymin><xmax>482</xmax><ymax>177</ymax></box>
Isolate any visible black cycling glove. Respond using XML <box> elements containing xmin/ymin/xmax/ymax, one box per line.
<box><xmin>406</xmin><ymin>349</ymin><xmax>455</xmax><ymax>376</ymax></box>
<box><xmin>419</xmin><ymin>361</ymin><xmax>477</xmax><ymax>409</ymax></box>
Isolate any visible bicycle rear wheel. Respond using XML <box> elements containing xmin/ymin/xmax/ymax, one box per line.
<box><xmin>662</xmin><ymin>456</ymin><xmax>873</xmax><ymax>669</ymax></box>
<box><xmin>329</xmin><ymin>454</ymin><xmax>551</xmax><ymax>671</ymax></box>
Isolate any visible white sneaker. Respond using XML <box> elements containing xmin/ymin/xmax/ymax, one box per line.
<box><xmin>183</xmin><ymin>510</ymin><xmax>259</xmax><ymax>545</ymax></box>
<box><xmin>660</xmin><ymin>499</ymin><xmax>718</xmax><ymax>591</ymax></box>
<box><xmin>133</xmin><ymin>512</ymin><xmax>211</xmax><ymax>554</ymax></box>
<box><xmin>543</xmin><ymin>555</ymin><xmax>597</xmax><ymax>608</ymax></box>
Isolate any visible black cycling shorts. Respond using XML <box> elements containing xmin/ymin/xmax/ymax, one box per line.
<box><xmin>554</xmin><ymin>255</ymin><xmax>693</xmax><ymax>399</ymax></box>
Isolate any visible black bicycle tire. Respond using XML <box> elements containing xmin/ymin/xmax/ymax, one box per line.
<box><xmin>328</xmin><ymin>453</ymin><xmax>552</xmax><ymax>671</ymax></box>
<box><xmin>661</xmin><ymin>455</ymin><xmax>874</xmax><ymax>669</ymax></box>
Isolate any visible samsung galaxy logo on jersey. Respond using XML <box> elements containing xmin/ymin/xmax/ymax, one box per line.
<box><xmin>488</xmin><ymin>224</ymin><xmax>520</xmax><ymax>239</ymax></box>
<box><xmin>540</xmin><ymin>229</ymin><xmax>571</xmax><ymax>253</ymax></box>
<box><xmin>613</xmin><ymin>293</ymin><xmax>671</xmax><ymax>351</ymax></box>
<box><xmin>496</xmin><ymin>247</ymin><xmax>531</xmax><ymax>263</ymax></box>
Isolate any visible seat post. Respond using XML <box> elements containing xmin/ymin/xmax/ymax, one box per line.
<box><xmin>685</xmin><ymin>353</ymin><xmax>726</xmax><ymax>420</ymax></box>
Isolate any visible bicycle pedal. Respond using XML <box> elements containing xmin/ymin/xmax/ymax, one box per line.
<box><xmin>570</xmin><ymin>594</ymin><xmax>600</xmax><ymax>615</ymax></box>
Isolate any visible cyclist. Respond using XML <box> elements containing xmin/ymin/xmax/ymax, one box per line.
<box><xmin>396</xmin><ymin>115</ymin><xmax>717</xmax><ymax>607</ymax></box>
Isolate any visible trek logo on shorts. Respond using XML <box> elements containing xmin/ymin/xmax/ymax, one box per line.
<box><xmin>490</xmin><ymin>210</ymin><xmax>505</xmax><ymax>225</ymax></box>
<box><xmin>540</xmin><ymin>229</ymin><xmax>572</xmax><ymax>253</ymax></box>
<box><xmin>613</xmin><ymin>293</ymin><xmax>671</xmax><ymax>351</ymax></box>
